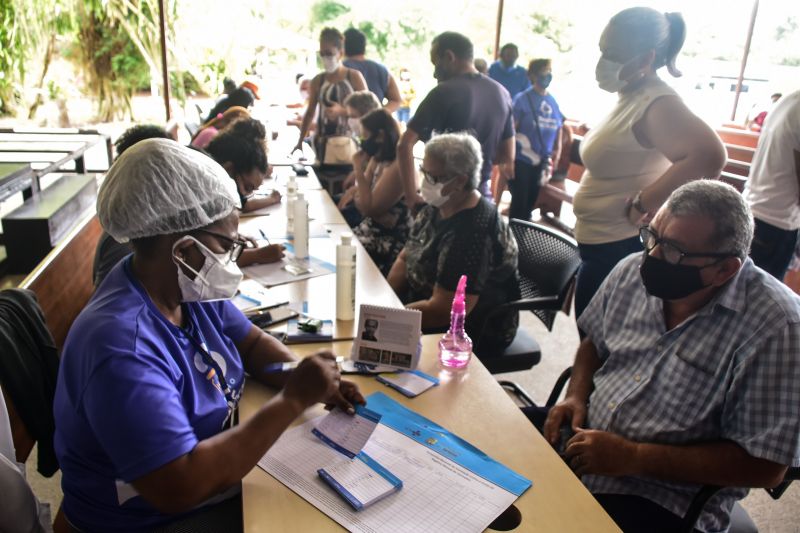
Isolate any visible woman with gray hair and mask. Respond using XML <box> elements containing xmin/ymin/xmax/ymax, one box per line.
<box><xmin>388</xmin><ymin>132</ymin><xmax>520</xmax><ymax>359</ymax></box>
<box><xmin>53</xmin><ymin>139</ymin><xmax>364</xmax><ymax>531</ymax></box>
<box><xmin>572</xmin><ymin>7</ymin><xmax>726</xmax><ymax>320</ymax></box>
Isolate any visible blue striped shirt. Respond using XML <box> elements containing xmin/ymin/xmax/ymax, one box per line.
<box><xmin>578</xmin><ymin>253</ymin><xmax>800</xmax><ymax>533</ymax></box>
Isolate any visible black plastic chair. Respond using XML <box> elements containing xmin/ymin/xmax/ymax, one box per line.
<box><xmin>480</xmin><ymin>220</ymin><xmax>581</xmax><ymax>393</ymax></box>
<box><xmin>545</xmin><ymin>367</ymin><xmax>796</xmax><ymax>533</ymax></box>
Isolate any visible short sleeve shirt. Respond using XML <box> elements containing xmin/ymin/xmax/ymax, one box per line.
<box><xmin>513</xmin><ymin>89</ymin><xmax>563</xmax><ymax>166</ymax></box>
<box><xmin>409</xmin><ymin>73</ymin><xmax>514</xmax><ymax>186</ymax></box>
<box><xmin>578</xmin><ymin>253</ymin><xmax>800</xmax><ymax>532</ymax></box>
<box><xmin>488</xmin><ymin>62</ymin><xmax>531</xmax><ymax>98</ymax></box>
<box><xmin>343</xmin><ymin>58</ymin><xmax>389</xmax><ymax>102</ymax></box>
<box><xmin>54</xmin><ymin>257</ymin><xmax>253</xmax><ymax>532</ymax></box>
<box><xmin>404</xmin><ymin>197</ymin><xmax>520</xmax><ymax>352</ymax></box>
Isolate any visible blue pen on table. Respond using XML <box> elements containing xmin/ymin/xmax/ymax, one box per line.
<box><xmin>259</xmin><ymin>229</ymin><xmax>270</xmax><ymax>244</ymax></box>
<box><xmin>263</xmin><ymin>356</ymin><xmax>345</xmax><ymax>373</ymax></box>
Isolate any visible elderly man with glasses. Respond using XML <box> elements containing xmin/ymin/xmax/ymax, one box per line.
<box><xmin>536</xmin><ymin>180</ymin><xmax>800</xmax><ymax>533</ymax></box>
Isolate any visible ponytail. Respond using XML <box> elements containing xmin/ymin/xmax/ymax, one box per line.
<box><xmin>664</xmin><ymin>12</ymin><xmax>686</xmax><ymax>78</ymax></box>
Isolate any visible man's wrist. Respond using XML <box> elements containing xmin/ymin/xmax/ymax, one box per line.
<box><xmin>628</xmin><ymin>440</ymin><xmax>646</xmax><ymax>477</ymax></box>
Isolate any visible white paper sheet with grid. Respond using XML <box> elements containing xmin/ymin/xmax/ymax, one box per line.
<box><xmin>258</xmin><ymin>417</ymin><xmax>517</xmax><ymax>533</ymax></box>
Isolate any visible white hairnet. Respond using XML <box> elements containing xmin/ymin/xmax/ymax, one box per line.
<box><xmin>97</xmin><ymin>138</ymin><xmax>241</xmax><ymax>242</ymax></box>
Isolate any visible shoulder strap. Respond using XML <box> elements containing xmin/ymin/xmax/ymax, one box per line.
<box><xmin>526</xmin><ymin>91</ymin><xmax>549</xmax><ymax>158</ymax></box>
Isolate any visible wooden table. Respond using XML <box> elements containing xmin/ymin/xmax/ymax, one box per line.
<box><xmin>240</xmin><ymin>336</ymin><xmax>620</xmax><ymax>532</ymax></box>
<box><xmin>237</xmin><ymin>167</ymin><xmax>403</xmax><ymax>341</ymax></box>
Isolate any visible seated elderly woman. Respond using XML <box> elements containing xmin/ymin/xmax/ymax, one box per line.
<box><xmin>387</xmin><ymin>132</ymin><xmax>520</xmax><ymax>357</ymax></box>
<box><xmin>55</xmin><ymin>139</ymin><xmax>363</xmax><ymax>531</ymax></box>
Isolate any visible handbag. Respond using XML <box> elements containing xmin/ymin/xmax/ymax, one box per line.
<box><xmin>322</xmin><ymin>135</ymin><xmax>358</xmax><ymax>166</ymax></box>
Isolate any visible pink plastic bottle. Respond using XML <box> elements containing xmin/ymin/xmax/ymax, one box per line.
<box><xmin>438</xmin><ymin>275</ymin><xmax>473</xmax><ymax>369</ymax></box>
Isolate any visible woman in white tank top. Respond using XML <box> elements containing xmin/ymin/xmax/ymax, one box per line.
<box><xmin>572</xmin><ymin>7</ymin><xmax>725</xmax><ymax>318</ymax></box>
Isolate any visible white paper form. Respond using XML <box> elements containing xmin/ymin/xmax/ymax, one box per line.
<box><xmin>259</xmin><ymin>418</ymin><xmax>519</xmax><ymax>533</ymax></box>
<box><xmin>312</xmin><ymin>406</ymin><xmax>381</xmax><ymax>458</ymax></box>
<box><xmin>241</xmin><ymin>252</ymin><xmax>334</xmax><ymax>287</ymax></box>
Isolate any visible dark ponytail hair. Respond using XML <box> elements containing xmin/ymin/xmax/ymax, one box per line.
<box><xmin>205</xmin><ymin>118</ymin><xmax>268</xmax><ymax>175</ymax></box>
<box><xmin>663</xmin><ymin>12</ymin><xmax>686</xmax><ymax>78</ymax></box>
<box><xmin>360</xmin><ymin>109</ymin><xmax>400</xmax><ymax>162</ymax></box>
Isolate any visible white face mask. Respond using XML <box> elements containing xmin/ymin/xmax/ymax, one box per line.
<box><xmin>173</xmin><ymin>236</ymin><xmax>243</xmax><ymax>302</ymax></box>
<box><xmin>322</xmin><ymin>56</ymin><xmax>340</xmax><ymax>74</ymax></box>
<box><xmin>595</xmin><ymin>57</ymin><xmax>628</xmax><ymax>93</ymax></box>
<box><xmin>348</xmin><ymin>118</ymin><xmax>362</xmax><ymax>137</ymax></box>
<box><xmin>420</xmin><ymin>176</ymin><xmax>456</xmax><ymax>207</ymax></box>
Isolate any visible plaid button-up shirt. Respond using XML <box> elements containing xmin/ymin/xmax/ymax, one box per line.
<box><xmin>578</xmin><ymin>254</ymin><xmax>800</xmax><ymax>533</ymax></box>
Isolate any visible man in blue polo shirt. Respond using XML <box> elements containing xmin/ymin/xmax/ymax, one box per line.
<box><xmin>343</xmin><ymin>27</ymin><xmax>401</xmax><ymax>112</ymax></box>
<box><xmin>488</xmin><ymin>43</ymin><xmax>531</xmax><ymax>99</ymax></box>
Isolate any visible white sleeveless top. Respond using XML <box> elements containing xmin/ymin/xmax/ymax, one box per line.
<box><xmin>573</xmin><ymin>77</ymin><xmax>677</xmax><ymax>244</ymax></box>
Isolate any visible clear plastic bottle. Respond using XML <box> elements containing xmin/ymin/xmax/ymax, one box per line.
<box><xmin>286</xmin><ymin>174</ymin><xmax>297</xmax><ymax>236</ymax></box>
<box><xmin>438</xmin><ymin>275</ymin><xmax>473</xmax><ymax>369</ymax></box>
<box><xmin>335</xmin><ymin>232</ymin><xmax>356</xmax><ymax>320</ymax></box>
<box><xmin>293</xmin><ymin>192</ymin><xmax>308</xmax><ymax>259</ymax></box>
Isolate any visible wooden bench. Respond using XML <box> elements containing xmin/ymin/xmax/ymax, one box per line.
<box><xmin>19</xmin><ymin>210</ymin><xmax>101</xmax><ymax>349</ymax></box>
<box><xmin>716</xmin><ymin>127</ymin><xmax>760</xmax><ymax>149</ymax></box>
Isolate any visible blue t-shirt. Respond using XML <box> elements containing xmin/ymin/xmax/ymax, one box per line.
<box><xmin>53</xmin><ymin>257</ymin><xmax>253</xmax><ymax>532</ymax></box>
<box><xmin>343</xmin><ymin>58</ymin><xmax>389</xmax><ymax>102</ymax></box>
<box><xmin>488</xmin><ymin>61</ymin><xmax>531</xmax><ymax>98</ymax></box>
<box><xmin>512</xmin><ymin>89</ymin><xmax>563</xmax><ymax>166</ymax></box>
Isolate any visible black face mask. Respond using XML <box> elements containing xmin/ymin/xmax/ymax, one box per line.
<box><xmin>639</xmin><ymin>253</ymin><xmax>713</xmax><ymax>300</ymax></box>
<box><xmin>360</xmin><ymin>137</ymin><xmax>381</xmax><ymax>157</ymax></box>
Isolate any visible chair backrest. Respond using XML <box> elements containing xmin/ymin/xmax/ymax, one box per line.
<box><xmin>509</xmin><ymin>219</ymin><xmax>581</xmax><ymax>330</ymax></box>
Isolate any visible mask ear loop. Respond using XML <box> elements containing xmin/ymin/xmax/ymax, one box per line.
<box><xmin>172</xmin><ymin>236</ymin><xmax>211</xmax><ymax>285</ymax></box>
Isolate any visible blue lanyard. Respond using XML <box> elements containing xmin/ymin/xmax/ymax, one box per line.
<box><xmin>183</xmin><ymin>307</ymin><xmax>242</xmax><ymax>428</ymax></box>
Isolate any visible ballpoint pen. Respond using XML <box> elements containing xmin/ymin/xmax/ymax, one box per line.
<box><xmin>262</xmin><ymin>356</ymin><xmax>345</xmax><ymax>373</ymax></box>
<box><xmin>259</xmin><ymin>229</ymin><xmax>270</xmax><ymax>244</ymax></box>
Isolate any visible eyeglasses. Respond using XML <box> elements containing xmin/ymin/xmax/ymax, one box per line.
<box><xmin>418</xmin><ymin>165</ymin><xmax>453</xmax><ymax>186</ymax></box>
<box><xmin>194</xmin><ymin>228</ymin><xmax>247</xmax><ymax>264</ymax></box>
<box><xmin>638</xmin><ymin>226</ymin><xmax>734</xmax><ymax>266</ymax></box>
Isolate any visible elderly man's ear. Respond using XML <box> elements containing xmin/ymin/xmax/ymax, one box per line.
<box><xmin>709</xmin><ymin>256</ymin><xmax>742</xmax><ymax>288</ymax></box>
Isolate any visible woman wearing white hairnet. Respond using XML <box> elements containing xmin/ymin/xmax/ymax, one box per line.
<box><xmin>53</xmin><ymin>139</ymin><xmax>364</xmax><ymax>531</ymax></box>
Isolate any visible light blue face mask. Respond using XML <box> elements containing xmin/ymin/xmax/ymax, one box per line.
<box><xmin>537</xmin><ymin>73</ymin><xmax>553</xmax><ymax>89</ymax></box>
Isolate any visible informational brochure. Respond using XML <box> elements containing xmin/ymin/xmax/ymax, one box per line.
<box><xmin>351</xmin><ymin>305</ymin><xmax>422</xmax><ymax>370</ymax></box>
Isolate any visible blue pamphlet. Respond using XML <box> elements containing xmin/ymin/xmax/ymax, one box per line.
<box><xmin>376</xmin><ymin>369</ymin><xmax>439</xmax><ymax>397</ymax></box>
<box><xmin>317</xmin><ymin>452</ymin><xmax>402</xmax><ymax>511</ymax></box>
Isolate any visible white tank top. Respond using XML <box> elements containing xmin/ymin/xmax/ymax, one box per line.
<box><xmin>573</xmin><ymin>77</ymin><xmax>677</xmax><ymax>244</ymax></box>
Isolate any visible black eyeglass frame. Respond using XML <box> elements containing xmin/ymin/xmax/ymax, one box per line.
<box><xmin>193</xmin><ymin>228</ymin><xmax>247</xmax><ymax>264</ymax></box>
<box><xmin>638</xmin><ymin>226</ymin><xmax>735</xmax><ymax>266</ymax></box>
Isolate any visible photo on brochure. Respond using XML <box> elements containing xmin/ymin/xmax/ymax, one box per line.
<box><xmin>351</xmin><ymin>305</ymin><xmax>422</xmax><ymax>370</ymax></box>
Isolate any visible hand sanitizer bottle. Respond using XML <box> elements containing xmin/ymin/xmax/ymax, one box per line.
<box><xmin>438</xmin><ymin>275</ymin><xmax>472</xmax><ymax>369</ymax></box>
<box><xmin>293</xmin><ymin>192</ymin><xmax>308</xmax><ymax>259</ymax></box>
<box><xmin>336</xmin><ymin>232</ymin><xmax>356</xmax><ymax>320</ymax></box>
<box><xmin>286</xmin><ymin>174</ymin><xmax>297</xmax><ymax>236</ymax></box>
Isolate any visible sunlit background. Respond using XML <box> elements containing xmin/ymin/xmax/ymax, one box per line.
<box><xmin>2</xmin><ymin>0</ymin><xmax>798</xmax><ymax>131</ymax></box>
